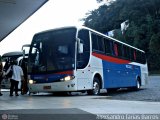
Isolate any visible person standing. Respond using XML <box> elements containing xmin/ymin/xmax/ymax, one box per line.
<box><xmin>0</xmin><ymin>55</ymin><xmax>3</xmax><ymax>96</ymax></box>
<box><xmin>6</xmin><ymin>60</ymin><xmax>24</xmax><ymax>96</ymax></box>
<box><xmin>21</xmin><ymin>58</ymin><xmax>28</xmax><ymax>95</ymax></box>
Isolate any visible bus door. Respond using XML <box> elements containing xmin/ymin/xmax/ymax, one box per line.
<box><xmin>76</xmin><ymin>29</ymin><xmax>91</xmax><ymax>90</ymax></box>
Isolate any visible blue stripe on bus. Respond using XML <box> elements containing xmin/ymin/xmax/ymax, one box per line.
<box><xmin>30</xmin><ymin>72</ymin><xmax>73</xmax><ymax>83</ymax></box>
<box><xmin>30</xmin><ymin>74</ymin><xmax>64</xmax><ymax>83</ymax></box>
<box><xmin>102</xmin><ymin>60</ymin><xmax>141</xmax><ymax>88</ymax></box>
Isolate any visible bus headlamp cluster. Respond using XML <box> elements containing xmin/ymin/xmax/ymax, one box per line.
<box><xmin>60</xmin><ymin>75</ymin><xmax>75</xmax><ymax>81</ymax></box>
<box><xmin>29</xmin><ymin>80</ymin><xmax>36</xmax><ymax>84</ymax></box>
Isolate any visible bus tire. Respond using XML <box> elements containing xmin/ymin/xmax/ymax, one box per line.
<box><xmin>87</xmin><ymin>77</ymin><xmax>100</xmax><ymax>95</ymax></box>
<box><xmin>136</xmin><ymin>78</ymin><xmax>141</xmax><ymax>90</ymax></box>
<box><xmin>132</xmin><ymin>77</ymin><xmax>141</xmax><ymax>90</ymax></box>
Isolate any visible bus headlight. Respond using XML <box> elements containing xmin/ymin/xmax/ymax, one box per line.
<box><xmin>60</xmin><ymin>75</ymin><xmax>75</xmax><ymax>81</ymax></box>
<box><xmin>29</xmin><ymin>80</ymin><xmax>36</xmax><ymax>84</ymax></box>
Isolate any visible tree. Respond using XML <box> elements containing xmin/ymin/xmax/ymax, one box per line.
<box><xmin>150</xmin><ymin>33</ymin><xmax>160</xmax><ymax>54</ymax></box>
<box><xmin>149</xmin><ymin>33</ymin><xmax>160</xmax><ymax>71</ymax></box>
<box><xmin>83</xmin><ymin>0</ymin><xmax>160</xmax><ymax>72</ymax></box>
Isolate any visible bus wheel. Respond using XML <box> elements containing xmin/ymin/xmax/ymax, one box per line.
<box><xmin>136</xmin><ymin>79</ymin><xmax>141</xmax><ymax>90</ymax></box>
<box><xmin>132</xmin><ymin>78</ymin><xmax>141</xmax><ymax>91</ymax></box>
<box><xmin>87</xmin><ymin>77</ymin><xmax>100</xmax><ymax>95</ymax></box>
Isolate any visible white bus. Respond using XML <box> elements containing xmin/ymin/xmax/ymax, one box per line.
<box><xmin>28</xmin><ymin>26</ymin><xmax>148</xmax><ymax>95</ymax></box>
<box><xmin>1</xmin><ymin>44</ymin><xmax>29</xmax><ymax>91</ymax></box>
<box><xmin>1</xmin><ymin>51</ymin><xmax>23</xmax><ymax>89</ymax></box>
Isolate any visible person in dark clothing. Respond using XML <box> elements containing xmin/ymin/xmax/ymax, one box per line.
<box><xmin>3</xmin><ymin>59</ymin><xmax>10</xmax><ymax>72</ymax></box>
<box><xmin>0</xmin><ymin>56</ymin><xmax>3</xmax><ymax>96</ymax></box>
<box><xmin>20</xmin><ymin>58</ymin><xmax>28</xmax><ymax>95</ymax></box>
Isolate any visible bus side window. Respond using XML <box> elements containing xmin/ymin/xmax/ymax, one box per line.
<box><xmin>123</xmin><ymin>45</ymin><xmax>130</xmax><ymax>60</ymax></box>
<box><xmin>92</xmin><ymin>33</ymin><xmax>98</xmax><ymax>51</ymax></box>
<box><xmin>104</xmin><ymin>38</ymin><xmax>111</xmax><ymax>55</ymax></box>
<box><xmin>78</xmin><ymin>29</ymin><xmax>90</xmax><ymax>52</ymax></box>
<box><xmin>91</xmin><ymin>33</ymin><xmax>105</xmax><ymax>53</ymax></box>
<box><xmin>141</xmin><ymin>52</ymin><xmax>146</xmax><ymax>64</ymax></box>
<box><xmin>114</xmin><ymin>43</ymin><xmax>118</xmax><ymax>56</ymax></box>
<box><xmin>137</xmin><ymin>51</ymin><xmax>146</xmax><ymax>64</ymax></box>
<box><xmin>136</xmin><ymin>51</ymin><xmax>141</xmax><ymax>63</ymax></box>
<box><xmin>97</xmin><ymin>35</ymin><xmax>105</xmax><ymax>53</ymax></box>
<box><xmin>134</xmin><ymin>50</ymin><xmax>136</xmax><ymax>61</ymax></box>
<box><xmin>130</xmin><ymin>48</ymin><xmax>136</xmax><ymax>61</ymax></box>
<box><xmin>117</xmin><ymin>43</ymin><xmax>123</xmax><ymax>57</ymax></box>
<box><xmin>110</xmin><ymin>41</ymin><xmax>114</xmax><ymax>56</ymax></box>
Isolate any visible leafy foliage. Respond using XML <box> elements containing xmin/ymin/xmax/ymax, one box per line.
<box><xmin>83</xmin><ymin>0</ymin><xmax>160</xmax><ymax>72</ymax></box>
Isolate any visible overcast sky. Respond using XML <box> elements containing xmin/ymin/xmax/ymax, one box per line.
<box><xmin>0</xmin><ymin>0</ymin><xmax>100</xmax><ymax>55</ymax></box>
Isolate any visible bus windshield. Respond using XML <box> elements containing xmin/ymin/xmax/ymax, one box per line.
<box><xmin>28</xmin><ymin>28</ymin><xmax>76</xmax><ymax>74</ymax></box>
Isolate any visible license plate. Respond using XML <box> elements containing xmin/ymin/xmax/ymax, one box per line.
<box><xmin>43</xmin><ymin>86</ymin><xmax>51</xmax><ymax>90</ymax></box>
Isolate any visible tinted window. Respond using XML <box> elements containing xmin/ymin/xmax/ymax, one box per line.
<box><xmin>136</xmin><ymin>51</ymin><xmax>146</xmax><ymax>64</ymax></box>
<box><xmin>28</xmin><ymin>28</ymin><xmax>76</xmax><ymax>73</ymax></box>
<box><xmin>136</xmin><ymin>51</ymin><xmax>141</xmax><ymax>63</ymax></box>
<box><xmin>130</xmin><ymin>48</ymin><xmax>135</xmax><ymax>61</ymax></box>
<box><xmin>77</xmin><ymin>29</ymin><xmax>90</xmax><ymax>69</ymax></box>
<box><xmin>92</xmin><ymin>33</ymin><xmax>99</xmax><ymax>51</ymax></box>
<box><xmin>78</xmin><ymin>29</ymin><xmax>90</xmax><ymax>52</ymax></box>
<box><xmin>141</xmin><ymin>52</ymin><xmax>146</xmax><ymax>64</ymax></box>
<box><xmin>104</xmin><ymin>38</ymin><xmax>112</xmax><ymax>54</ymax></box>
<box><xmin>91</xmin><ymin>33</ymin><xmax>105</xmax><ymax>53</ymax></box>
<box><xmin>117</xmin><ymin>43</ymin><xmax>123</xmax><ymax>57</ymax></box>
<box><xmin>123</xmin><ymin>45</ymin><xmax>130</xmax><ymax>60</ymax></box>
<box><xmin>133</xmin><ymin>50</ymin><xmax>137</xmax><ymax>61</ymax></box>
<box><xmin>97</xmin><ymin>36</ymin><xmax>105</xmax><ymax>53</ymax></box>
<box><xmin>113</xmin><ymin>42</ymin><xmax>123</xmax><ymax>57</ymax></box>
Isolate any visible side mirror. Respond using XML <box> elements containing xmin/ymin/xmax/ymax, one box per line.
<box><xmin>22</xmin><ymin>44</ymin><xmax>30</xmax><ymax>58</ymax></box>
<box><xmin>79</xmin><ymin>43</ymin><xmax>84</xmax><ymax>54</ymax></box>
<box><xmin>22</xmin><ymin>50</ymin><xmax>25</xmax><ymax>58</ymax></box>
<box><xmin>77</xmin><ymin>38</ymin><xmax>84</xmax><ymax>54</ymax></box>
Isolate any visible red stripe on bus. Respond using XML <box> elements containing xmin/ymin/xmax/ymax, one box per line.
<box><xmin>56</xmin><ymin>70</ymin><xmax>73</xmax><ymax>75</ymax></box>
<box><xmin>92</xmin><ymin>52</ymin><xmax>130</xmax><ymax>64</ymax></box>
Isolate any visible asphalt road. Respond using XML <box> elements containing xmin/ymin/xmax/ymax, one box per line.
<box><xmin>104</xmin><ymin>76</ymin><xmax>160</xmax><ymax>102</ymax></box>
<box><xmin>0</xmin><ymin>76</ymin><xmax>160</xmax><ymax>120</ymax></box>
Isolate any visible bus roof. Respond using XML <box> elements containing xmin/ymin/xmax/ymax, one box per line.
<box><xmin>33</xmin><ymin>26</ymin><xmax>77</xmax><ymax>36</ymax></box>
<box><xmin>33</xmin><ymin>26</ymin><xmax>145</xmax><ymax>53</ymax></box>
<box><xmin>2</xmin><ymin>51</ymin><xmax>23</xmax><ymax>57</ymax></box>
<box><xmin>80</xmin><ymin>26</ymin><xmax>145</xmax><ymax>53</ymax></box>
